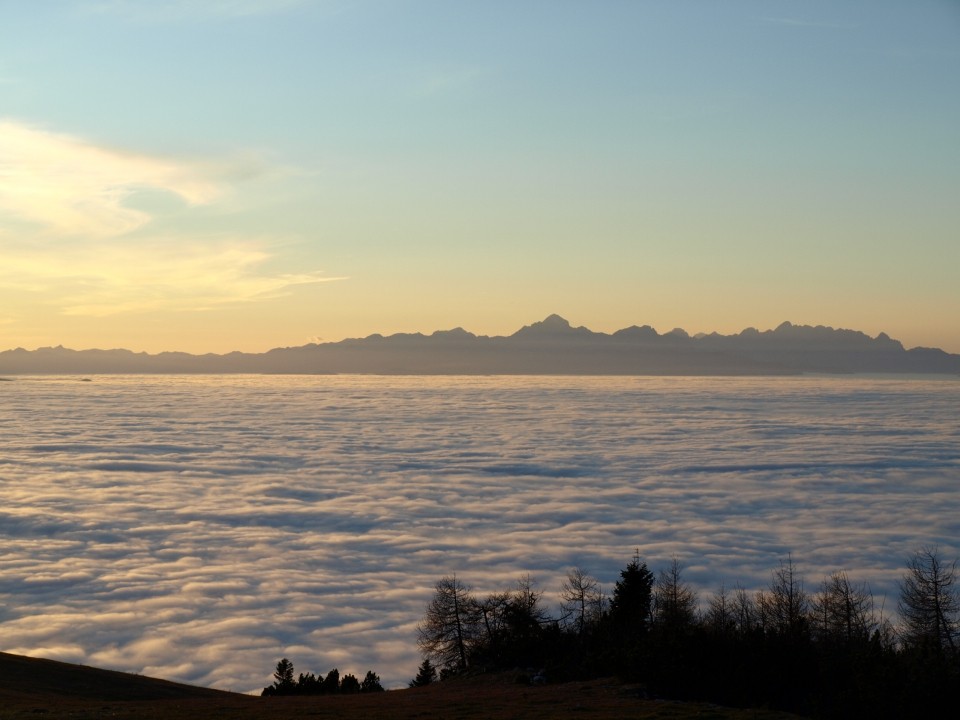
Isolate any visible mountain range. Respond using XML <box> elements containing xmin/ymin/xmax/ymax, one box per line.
<box><xmin>1</xmin><ymin>315</ymin><xmax>958</xmax><ymax>375</ymax></box>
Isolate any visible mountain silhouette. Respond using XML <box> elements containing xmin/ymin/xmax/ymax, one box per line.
<box><xmin>1</xmin><ymin>316</ymin><xmax>957</xmax><ymax>375</ymax></box>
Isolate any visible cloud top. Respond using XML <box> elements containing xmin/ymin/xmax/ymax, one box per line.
<box><xmin>0</xmin><ymin>375</ymin><xmax>956</xmax><ymax>692</ymax></box>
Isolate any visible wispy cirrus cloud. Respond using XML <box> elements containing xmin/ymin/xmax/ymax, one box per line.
<box><xmin>0</xmin><ymin>119</ymin><xmax>344</xmax><ymax>321</ymax></box>
<box><xmin>0</xmin><ymin>120</ymin><xmax>221</xmax><ymax>238</ymax></box>
<box><xmin>0</xmin><ymin>238</ymin><xmax>344</xmax><ymax>317</ymax></box>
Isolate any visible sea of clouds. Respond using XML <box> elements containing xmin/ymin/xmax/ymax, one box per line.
<box><xmin>1</xmin><ymin>375</ymin><xmax>957</xmax><ymax>692</ymax></box>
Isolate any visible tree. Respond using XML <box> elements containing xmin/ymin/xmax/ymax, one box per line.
<box><xmin>731</xmin><ymin>584</ymin><xmax>757</xmax><ymax>635</ymax></box>
<box><xmin>609</xmin><ymin>550</ymin><xmax>654</xmax><ymax>636</ymax></box>
<box><xmin>652</xmin><ymin>557</ymin><xmax>697</xmax><ymax>632</ymax></box>
<box><xmin>417</xmin><ymin>575</ymin><xmax>479</xmax><ymax>672</ymax></box>
<box><xmin>360</xmin><ymin>670</ymin><xmax>384</xmax><ymax>693</ymax></box>
<box><xmin>320</xmin><ymin>668</ymin><xmax>340</xmax><ymax>694</ymax></box>
<box><xmin>261</xmin><ymin>658</ymin><xmax>297</xmax><ymax>696</ymax></box>
<box><xmin>810</xmin><ymin>571</ymin><xmax>875</xmax><ymax>644</ymax></box>
<box><xmin>898</xmin><ymin>546</ymin><xmax>959</xmax><ymax>656</ymax></box>
<box><xmin>296</xmin><ymin>671</ymin><xmax>320</xmax><ymax>693</ymax></box>
<box><xmin>704</xmin><ymin>583</ymin><xmax>735</xmax><ymax>636</ymax></box>
<box><xmin>273</xmin><ymin>657</ymin><xmax>294</xmax><ymax>687</ymax></box>
<box><xmin>476</xmin><ymin>590</ymin><xmax>511</xmax><ymax>654</ymax></box>
<box><xmin>767</xmin><ymin>555</ymin><xmax>808</xmax><ymax>638</ymax></box>
<box><xmin>409</xmin><ymin>658</ymin><xmax>438</xmax><ymax>687</ymax></box>
<box><xmin>511</xmin><ymin>574</ymin><xmax>551</xmax><ymax>626</ymax></box>
<box><xmin>560</xmin><ymin>567</ymin><xmax>604</xmax><ymax>636</ymax></box>
<box><xmin>340</xmin><ymin>673</ymin><xmax>361</xmax><ymax>693</ymax></box>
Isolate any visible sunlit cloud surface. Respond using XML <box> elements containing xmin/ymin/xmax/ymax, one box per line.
<box><xmin>0</xmin><ymin>376</ymin><xmax>957</xmax><ymax>692</ymax></box>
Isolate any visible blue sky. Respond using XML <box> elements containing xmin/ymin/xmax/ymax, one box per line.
<box><xmin>1</xmin><ymin>0</ymin><xmax>958</xmax><ymax>353</ymax></box>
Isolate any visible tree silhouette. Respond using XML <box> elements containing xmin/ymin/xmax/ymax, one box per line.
<box><xmin>811</xmin><ymin>571</ymin><xmax>875</xmax><ymax>644</ymax></box>
<box><xmin>898</xmin><ymin>546</ymin><xmax>959</xmax><ymax>656</ymax></box>
<box><xmin>321</xmin><ymin>668</ymin><xmax>340</xmax><ymax>694</ymax></box>
<box><xmin>361</xmin><ymin>670</ymin><xmax>384</xmax><ymax>692</ymax></box>
<box><xmin>653</xmin><ymin>557</ymin><xmax>697</xmax><ymax>632</ymax></box>
<box><xmin>560</xmin><ymin>567</ymin><xmax>603</xmax><ymax>637</ymax></box>
<box><xmin>767</xmin><ymin>555</ymin><xmax>808</xmax><ymax>638</ymax></box>
<box><xmin>409</xmin><ymin>658</ymin><xmax>438</xmax><ymax>687</ymax></box>
<box><xmin>339</xmin><ymin>673</ymin><xmax>361</xmax><ymax>693</ymax></box>
<box><xmin>261</xmin><ymin>658</ymin><xmax>297</xmax><ymax>696</ymax></box>
<box><xmin>609</xmin><ymin>550</ymin><xmax>654</xmax><ymax>636</ymax></box>
<box><xmin>417</xmin><ymin>575</ymin><xmax>479</xmax><ymax>672</ymax></box>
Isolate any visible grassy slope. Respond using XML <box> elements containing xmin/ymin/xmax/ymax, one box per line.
<box><xmin>0</xmin><ymin>653</ymin><xmax>804</xmax><ymax>720</ymax></box>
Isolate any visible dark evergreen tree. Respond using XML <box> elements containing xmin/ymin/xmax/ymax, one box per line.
<box><xmin>273</xmin><ymin>657</ymin><xmax>295</xmax><ymax>687</ymax></box>
<box><xmin>360</xmin><ymin>670</ymin><xmax>384</xmax><ymax>693</ymax></box>
<box><xmin>339</xmin><ymin>673</ymin><xmax>361</xmax><ymax>693</ymax></box>
<box><xmin>296</xmin><ymin>671</ymin><xmax>320</xmax><ymax>693</ymax></box>
<box><xmin>409</xmin><ymin>657</ymin><xmax>438</xmax><ymax>687</ymax></box>
<box><xmin>261</xmin><ymin>657</ymin><xmax>297</xmax><ymax>695</ymax></box>
<box><xmin>609</xmin><ymin>550</ymin><xmax>654</xmax><ymax>636</ymax></box>
<box><xmin>321</xmin><ymin>668</ymin><xmax>340</xmax><ymax>694</ymax></box>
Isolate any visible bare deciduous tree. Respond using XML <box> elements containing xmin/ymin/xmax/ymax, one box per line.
<box><xmin>417</xmin><ymin>575</ymin><xmax>479</xmax><ymax>671</ymax></box>
<box><xmin>559</xmin><ymin>567</ymin><xmax>604</xmax><ymax>636</ymax></box>
<box><xmin>768</xmin><ymin>555</ymin><xmax>808</xmax><ymax>637</ymax></box>
<box><xmin>653</xmin><ymin>557</ymin><xmax>698</xmax><ymax>631</ymax></box>
<box><xmin>811</xmin><ymin>571</ymin><xmax>876</xmax><ymax>643</ymax></box>
<box><xmin>705</xmin><ymin>583</ymin><xmax>736</xmax><ymax>635</ymax></box>
<box><xmin>898</xmin><ymin>546</ymin><xmax>959</xmax><ymax>656</ymax></box>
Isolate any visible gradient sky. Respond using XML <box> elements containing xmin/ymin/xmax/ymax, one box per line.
<box><xmin>1</xmin><ymin>0</ymin><xmax>958</xmax><ymax>354</ymax></box>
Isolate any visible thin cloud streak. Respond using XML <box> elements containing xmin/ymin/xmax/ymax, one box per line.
<box><xmin>0</xmin><ymin>120</ymin><xmax>220</xmax><ymax>238</ymax></box>
<box><xmin>0</xmin><ymin>238</ymin><xmax>345</xmax><ymax>317</ymax></box>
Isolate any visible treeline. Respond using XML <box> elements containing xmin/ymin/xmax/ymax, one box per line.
<box><xmin>261</xmin><ymin>658</ymin><xmax>384</xmax><ymax>696</ymax></box>
<box><xmin>414</xmin><ymin>547</ymin><xmax>959</xmax><ymax>719</ymax></box>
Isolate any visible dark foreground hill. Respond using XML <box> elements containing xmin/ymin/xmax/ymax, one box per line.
<box><xmin>0</xmin><ymin>652</ymin><xmax>803</xmax><ymax>720</ymax></box>
<box><xmin>2</xmin><ymin>315</ymin><xmax>957</xmax><ymax>375</ymax></box>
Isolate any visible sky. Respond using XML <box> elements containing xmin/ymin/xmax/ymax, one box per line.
<box><xmin>1</xmin><ymin>0</ymin><xmax>958</xmax><ymax>354</ymax></box>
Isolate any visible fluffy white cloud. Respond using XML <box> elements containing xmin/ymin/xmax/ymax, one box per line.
<box><xmin>0</xmin><ymin>376</ymin><xmax>957</xmax><ymax>692</ymax></box>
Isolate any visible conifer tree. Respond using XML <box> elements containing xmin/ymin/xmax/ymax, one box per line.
<box><xmin>409</xmin><ymin>658</ymin><xmax>438</xmax><ymax>687</ymax></box>
<box><xmin>609</xmin><ymin>550</ymin><xmax>654</xmax><ymax>636</ymax></box>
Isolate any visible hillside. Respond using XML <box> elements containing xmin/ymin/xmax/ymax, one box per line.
<box><xmin>0</xmin><ymin>653</ymin><xmax>804</xmax><ymax>720</ymax></box>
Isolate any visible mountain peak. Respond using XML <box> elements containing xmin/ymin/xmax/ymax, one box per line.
<box><xmin>540</xmin><ymin>313</ymin><xmax>571</xmax><ymax>328</ymax></box>
<box><xmin>511</xmin><ymin>314</ymin><xmax>589</xmax><ymax>339</ymax></box>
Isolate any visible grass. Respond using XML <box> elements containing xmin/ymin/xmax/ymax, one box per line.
<box><xmin>0</xmin><ymin>652</ymin><xmax>805</xmax><ymax>720</ymax></box>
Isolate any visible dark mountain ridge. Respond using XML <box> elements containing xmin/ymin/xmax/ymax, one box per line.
<box><xmin>1</xmin><ymin>316</ymin><xmax>957</xmax><ymax>375</ymax></box>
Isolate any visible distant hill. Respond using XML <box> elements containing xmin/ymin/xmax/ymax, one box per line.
<box><xmin>1</xmin><ymin>315</ymin><xmax>958</xmax><ymax>375</ymax></box>
<box><xmin>0</xmin><ymin>652</ymin><xmax>802</xmax><ymax>720</ymax></box>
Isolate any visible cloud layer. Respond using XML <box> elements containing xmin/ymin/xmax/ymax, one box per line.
<box><xmin>0</xmin><ymin>375</ymin><xmax>957</xmax><ymax>692</ymax></box>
